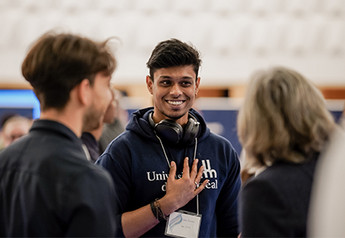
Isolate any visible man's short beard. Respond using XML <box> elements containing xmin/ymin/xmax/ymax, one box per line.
<box><xmin>82</xmin><ymin>106</ymin><xmax>102</xmax><ymax>131</ymax></box>
<box><xmin>163</xmin><ymin>112</ymin><xmax>185</xmax><ymax>121</ymax></box>
<box><xmin>82</xmin><ymin>116</ymin><xmax>100</xmax><ymax>132</ymax></box>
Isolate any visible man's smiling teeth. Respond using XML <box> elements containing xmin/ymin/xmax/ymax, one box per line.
<box><xmin>167</xmin><ymin>100</ymin><xmax>183</xmax><ymax>105</ymax></box>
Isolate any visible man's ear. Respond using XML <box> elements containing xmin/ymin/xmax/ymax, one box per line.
<box><xmin>146</xmin><ymin>75</ymin><xmax>153</xmax><ymax>95</ymax></box>
<box><xmin>195</xmin><ymin>77</ymin><xmax>201</xmax><ymax>95</ymax></box>
<box><xmin>77</xmin><ymin>79</ymin><xmax>91</xmax><ymax>106</ymax></box>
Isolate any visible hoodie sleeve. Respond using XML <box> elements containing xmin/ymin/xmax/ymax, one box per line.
<box><xmin>216</xmin><ymin>147</ymin><xmax>241</xmax><ymax>237</ymax></box>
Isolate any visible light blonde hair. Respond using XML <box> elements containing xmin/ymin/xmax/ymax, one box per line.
<box><xmin>237</xmin><ymin>66</ymin><xmax>335</xmax><ymax>167</ymax></box>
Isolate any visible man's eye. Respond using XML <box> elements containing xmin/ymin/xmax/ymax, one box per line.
<box><xmin>160</xmin><ymin>81</ymin><xmax>171</xmax><ymax>86</ymax></box>
<box><xmin>181</xmin><ymin>81</ymin><xmax>192</xmax><ymax>87</ymax></box>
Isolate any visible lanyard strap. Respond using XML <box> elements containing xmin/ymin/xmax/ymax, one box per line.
<box><xmin>156</xmin><ymin>135</ymin><xmax>200</xmax><ymax>214</ymax></box>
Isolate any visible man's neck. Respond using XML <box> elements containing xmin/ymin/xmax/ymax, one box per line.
<box><xmin>40</xmin><ymin>108</ymin><xmax>83</xmax><ymax>137</ymax></box>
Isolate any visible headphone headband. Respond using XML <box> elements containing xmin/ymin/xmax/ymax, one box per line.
<box><xmin>149</xmin><ymin>112</ymin><xmax>200</xmax><ymax>145</ymax></box>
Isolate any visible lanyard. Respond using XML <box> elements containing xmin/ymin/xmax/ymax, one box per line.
<box><xmin>155</xmin><ymin>135</ymin><xmax>200</xmax><ymax>215</ymax></box>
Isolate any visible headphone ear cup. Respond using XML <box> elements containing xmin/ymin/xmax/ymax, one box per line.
<box><xmin>148</xmin><ymin>112</ymin><xmax>155</xmax><ymax>128</ymax></box>
<box><xmin>181</xmin><ymin>117</ymin><xmax>200</xmax><ymax>144</ymax></box>
<box><xmin>154</xmin><ymin>120</ymin><xmax>183</xmax><ymax>144</ymax></box>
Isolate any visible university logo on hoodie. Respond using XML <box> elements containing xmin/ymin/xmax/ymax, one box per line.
<box><xmin>146</xmin><ymin>159</ymin><xmax>218</xmax><ymax>192</ymax></box>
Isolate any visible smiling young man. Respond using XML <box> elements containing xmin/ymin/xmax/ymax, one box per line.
<box><xmin>96</xmin><ymin>39</ymin><xmax>241</xmax><ymax>237</ymax></box>
<box><xmin>0</xmin><ymin>32</ymin><xmax>119</xmax><ymax>237</ymax></box>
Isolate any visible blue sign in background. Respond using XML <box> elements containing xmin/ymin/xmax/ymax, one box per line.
<box><xmin>128</xmin><ymin>108</ymin><xmax>343</xmax><ymax>156</ymax></box>
<box><xmin>0</xmin><ymin>88</ymin><xmax>343</xmax><ymax>156</ymax></box>
<box><xmin>201</xmin><ymin>109</ymin><xmax>343</xmax><ymax>155</ymax></box>
<box><xmin>0</xmin><ymin>89</ymin><xmax>40</xmax><ymax>128</ymax></box>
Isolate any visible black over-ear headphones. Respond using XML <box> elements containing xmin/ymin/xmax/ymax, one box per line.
<box><xmin>149</xmin><ymin>112</ymin><xmax>200</xmax><ymax>145</ymax></box>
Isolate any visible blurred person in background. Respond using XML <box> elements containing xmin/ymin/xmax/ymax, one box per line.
<box><xmin>0</xmin><ymin>115</ymin><xmax>32</xmax><ymax>150</ymax></box>
<box><xmin>98</xmin><ymin>88</ymin><xmax>127</xmax><ymax>154</ymax></box>
<box><xmin>237</xmin><ymin>66</ymin><xmax>335</xmax><ymax>237</ymax></box>
<box><xmin>0</xmin><ymin>31</ymin><xmax>119</xmax><ymax>237</ymax></box>
<box><xmin>81</xmin><ymin>113</ymin><xmax>104</xmax><ymax>162</ymax></box>
<box><xmin>308</xmin><ymin>105</ymin><xmax>345</xmax><ymax>237</ymax></box>
<box><xmin>82</xmin><ymin>88</ymin><xmax>127</xmax><ymax>162</ymax></box>
<box><xmin>96</xmin><ymin>38</ymin><xmax>241</xmax><ymax>237</ymax></box>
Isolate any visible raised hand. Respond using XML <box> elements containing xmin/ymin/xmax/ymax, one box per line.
<box><xmin>159</xmin><ymin>157</ymin><xmax>209</xmax><ymax>216</ymax></box>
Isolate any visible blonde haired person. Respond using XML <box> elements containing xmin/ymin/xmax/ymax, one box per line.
<box><xmin>237</xmin><ymin>66</ymin><xmax>335</xmax><ymax>237</ymax></box>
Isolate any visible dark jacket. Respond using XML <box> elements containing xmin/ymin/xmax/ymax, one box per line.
<box><xmin>239</xmin><ymin>157</ymin><xmax>318</xmax><ymax>237</ymax></box>
<box><xmin>97</xmin><ymin>107</ymin><xmax>241</xmax><ymax>237</ymax></box>
<box><xmin>0</xmin><ymin>120</ymin><xmax>118</xmax><ymax>237</ymax></box>
<box><xmin>81</xmin><ymin>131</ymin><xmax>100</xmax><ymax>162</ymax></box>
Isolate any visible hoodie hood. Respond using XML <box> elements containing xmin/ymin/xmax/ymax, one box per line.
<box><xmin>126</xmin><ymin>107</ymin><xmax>210</xmax><ymax>145</ymax></box>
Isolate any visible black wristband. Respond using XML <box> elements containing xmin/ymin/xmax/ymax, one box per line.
<box><xmin>150</xmin><ymin>201</ymin><xmax>159</xmax><ymax>221</ymax></box>
<box><xmin>150</xmin><ymin>199</ymin><xmax>167</xmax><ymax>222</ymax></box>
<box><xmin>155</xmin><ymin>199</ymin><xmax>167</xmax><ymax>221</ymax></box>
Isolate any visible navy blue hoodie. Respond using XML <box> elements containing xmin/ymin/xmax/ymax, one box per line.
<box><xmin>97</xmin><ymin>107</ymin><xmax>241</xmax><ymax>237</ymax></box>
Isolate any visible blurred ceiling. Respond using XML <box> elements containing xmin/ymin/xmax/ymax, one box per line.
<box><xmin>0</xmin><ymin>0</ymin><xmax>344</xmax><ymax>86</ymax></box>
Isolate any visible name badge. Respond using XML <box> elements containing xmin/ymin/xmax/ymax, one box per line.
<box><xmin>165</xmin><ymin>210</ymin><xmax>202</xmax><ymax>238</ymax></box>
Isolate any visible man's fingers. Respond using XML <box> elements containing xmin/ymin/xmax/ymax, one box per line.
<box><xmin>190</xmin><ymin>159</ymin><xmax>199</xmax><ymax>179</ymax></box>
<box><xmin>169</xmin><ymin>161</ymin><xmax>177</xmax><ymax>180</ymax></box>
<box><xmin>195</xmin><ymin>179</ymin><xmax>209</xmax><ymax>195</ymax></box>
<box><xmin>194</xmin><ymin>165</ymin><xmax>204</xmax><ymax>184</ymax></box>
<box><xmin>182</xmin><ymin>157</ymin><xmax>190</xmax><ymax>178</ymax></box>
